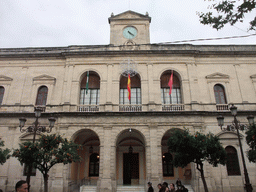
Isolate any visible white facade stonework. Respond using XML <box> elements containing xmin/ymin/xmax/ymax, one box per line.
<box><xmin>0</xmin><ymin>11</ymin><xmax>256</xmax><ymax>192</ymax></box>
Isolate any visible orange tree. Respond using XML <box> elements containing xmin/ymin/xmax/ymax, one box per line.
<box><xmin>168</xmin><ymin>130</ymin><xmax>227</xmax><ymax>192</ymax></box>
<box><xmin>13</xmin><ymin>134</ymin><xmax>81</xmax><ymax>192</ymax></box>
<box><xmin>246</xmin><ymin>124</ymin><xmax>256</xmax><ymax>162</ymax></box>
<box><xmin>0</xmin><ymin>140</ymin><xmax>10</xmax><ymax>165</ymax></box>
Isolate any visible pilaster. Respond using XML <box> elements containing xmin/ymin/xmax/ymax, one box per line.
<box><xmin>105</xmin><ymin>64</ymin><xmax>113</xmax><ymax>111</ymax></box>
<box><xmin>147</xmin><ymin>124</ymin><xmax>161</xmax><ymax>186</ymax></box>
<box><xmin>62</xmin><ymin>61</ymin><xmax>74</xmax><ymax>110</ymax></box>
<box><xmin>99</xmin><ymin>126</ymin><xmax>113</xmax><ymax>192</ymax></box>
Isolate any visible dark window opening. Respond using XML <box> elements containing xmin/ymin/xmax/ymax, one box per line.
<box><xmin>162</xmin><ymin>153</ymin><xmax>174</xmax><ymax>177</ymax></box>
<box><xmin>89</xmin><ymin>153</ymin><xmax>99</xmax><ymax>177</ymax></box>
<box><xmin>23</xmin><ymin>164</ymin><xmax>36</xmax><ymax>176</ymax></box>
<box><xmin>0</xmin><ymin>86</ymin><xmax>5</xmax><ymax>105</ymax></box>
<box><xmin>226</xmin><ymin>146</ymin><xmax>241</xmax><ymax>175</ymax></box>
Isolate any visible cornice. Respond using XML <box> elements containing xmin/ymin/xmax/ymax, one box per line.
<box><xmin>0</xmin><ymin>44</ymin><xmax>256</xmax><ymax>59</ymax></box>
<box><xmin>1</xmin><ymin>110</ymin><xmax>256</xmax><ymax>118</ymax></box>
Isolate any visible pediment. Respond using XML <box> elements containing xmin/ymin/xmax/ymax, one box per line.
<box><xmin>217</xmin><ymin>131</ymin><xmax>243</xmax><ymax>139</ymax></box>
<box><xmin>205</xmin><ymin>72</ymin><xmax>229</xmax><ymax>80</ymax></box>
<box><xmin>109</xmin><ymin>10</ymin><xmax>151</xmax><ymax>23</ymax></box>
<box><xmin>0</xmin><ymin>75</ymin><xmax>13</xmax><ymax>82</ymax></box>
<box><xmin>33</xmin><ymin>74</ymin><xmax>56</xmax><ymax>84</ymax></box>
<box><xmin>20</xmin><ymin>132</ymin><xmax>43</xmax><ymax>141</ymax></box>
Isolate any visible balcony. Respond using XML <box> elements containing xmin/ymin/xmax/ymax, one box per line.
<box><xmin>216</xmin><ymin>104</ymin><xmax>229</xmax><ymax>111</ymax></box>
<box><xmin>119</xmin><ymin>104</ymin><xmax>142</xmax><ymax>112</ymax></box>
<box><xmin>162</xmin><ymin>104</ymin><xmax>185</xmax><ymax>111</ymax></box>
<box><xmin>78</xmin><ymin>105</ymin><xmax>99</xmax><ymax>112</ymax></box>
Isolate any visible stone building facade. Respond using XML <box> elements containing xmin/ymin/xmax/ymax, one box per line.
<box><xmin>0</xmin><ymin>10</ymin><xmax>256</xmax><ymax>192</ymax></box>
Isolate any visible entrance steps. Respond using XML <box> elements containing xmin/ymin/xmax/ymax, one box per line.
<box><xmin>117</xmin><ymin>185</ymin><xmax>145</xmax><ymax>192</ymax></box>
<box><xmin>80</xmin><ymin>185</ymin><xmax>97</xmax><ymax>192</ymax></box>
<box><xmin>184</xmin><ymin>185</ymin><xmax>194</xmax><ymax>192</ymax></box>
<box><xmin>79</xmin><ymin>184</ymin><xmax>193</xmax><ymax>192</ymax></box>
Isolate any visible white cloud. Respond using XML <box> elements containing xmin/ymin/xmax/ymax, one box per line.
<box><xmin>0</xmin><ymin>0</ymin><xmax>255</xmax><ymax>48</ymax></box>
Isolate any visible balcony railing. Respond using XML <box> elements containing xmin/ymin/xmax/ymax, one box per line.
<box><xmin>216</xmin><ymin>104</ymin><xmax>229</xmax><ymax>111</ymax></box>
<box><xmin>162</xmin><ymin>104</ymin><xmax>185</xmax><ymax>111</ymax></box>
<box><xmin>119</xmin><ymin>104</ymin><xmax>142</xmax><ymax>112</ymax></box>
<box><xmin>77</xmin><ymin>105</ymin><xmax>99</xmax><ymax>112</ymax></box>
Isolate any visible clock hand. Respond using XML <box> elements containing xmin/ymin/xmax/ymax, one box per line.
<box><xmin>128</xmin><ymin>31</ymin><xmax>134</xmax><ymax>36</ymax></box>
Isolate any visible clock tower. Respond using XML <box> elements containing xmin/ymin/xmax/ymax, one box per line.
<box><xmin>108</xmin><ymin>10</ymin><xmax>151</xmax><ymax>46</ymax></box>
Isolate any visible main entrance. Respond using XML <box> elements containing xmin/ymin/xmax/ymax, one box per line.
<box><xmin>116</xmin><ymin>128</ymin><xmax>146</xmax><ymax>185</ymax></box>
<box><xmin>123</xmin><ymin>153</ymin><xmax>139</xmax><ymax>184</ymax></box>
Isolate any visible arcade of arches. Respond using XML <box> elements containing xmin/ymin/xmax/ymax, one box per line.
<box><xmin>70</xmin><ymin>128</ymin><xmax>191</xmax><ymax>186</ymax></box>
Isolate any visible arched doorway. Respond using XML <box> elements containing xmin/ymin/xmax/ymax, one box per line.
<box><xmin>161</xmin><ymin>129</ymin><xmax>192</xmax><ymax>185</ymax></box>
<box><xmin>116</xmin><ymin>129</ymin><xmax>146</xmax><ymax>185</ymax></box>
<box><xmin>71</xmin><ymin>129</ymin><xmax>100</xmax><ymax>185</ymax></box>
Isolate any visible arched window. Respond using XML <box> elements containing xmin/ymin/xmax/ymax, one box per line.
<box><xmin>161</xmin><ymin>71</ymin><xmax>181</xmax><ymax>104</ymax></box>
<box><xmin>36</xmin><ymin>86</ymin><xmax>48</xmax><ymax>106</ymax></box>
<box><xmin>0</xmin><ymin>86</ymin><xmax>5</xmax><ymax>105</ymax></box>
<box><xmin>214</xmin><ymin>84</ymin><xmax>227</xmax><ymax>104</ymax></box>
<box><xmin>120</xmin><ymin>74</ymin><xmax>141</xmax><ymax>105</ymax></box>
<box><xmin>80</xmin><ymin>71</ymin><xmax>100</xmax><ymax>105</ymax></box>
<box><xmin>162</xmin><ymin>153</ymin><xmax>174</xmax><ymax>177</ymax></box>
<box><xmin>225</xmin><ymin>146</ymin><xmax>241</xmax><ymax>175</ymax></box>
<box><xmin>89</xmin><ymin>153</ymin><xmax>99</xmax><ymax>177</ymax></box>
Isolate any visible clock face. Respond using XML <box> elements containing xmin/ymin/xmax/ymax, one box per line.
<box><xmin>123</xmin><ymin>26</ymin><xmax>137</xmax><ymax>39</ymax></box>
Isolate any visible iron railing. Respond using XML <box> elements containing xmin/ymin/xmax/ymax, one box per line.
<box><xmin>162</xmin><ymin>104</ymin><xmax>185</xmax><ymax>111</ymax></box>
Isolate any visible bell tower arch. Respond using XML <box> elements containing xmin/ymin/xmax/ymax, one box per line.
<box><xmin>108</xmin><ymin>10</ymin><xmax>151</xmax><ymax>46</ymax></box>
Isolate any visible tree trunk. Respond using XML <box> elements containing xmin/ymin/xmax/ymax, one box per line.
<box><xmin>43</xmin><ymin>173</ymin><xmax>48</xmax><ymax>192</ymax></box>
<box><xmin>197</xmin><ymin>163</ymin><xmax>208</xmax><ymax>192</ymax></box>
<box><xmin>26</xmin><ymin>165</ymin><xmax>32</xmax><ymax>192</ymax></box>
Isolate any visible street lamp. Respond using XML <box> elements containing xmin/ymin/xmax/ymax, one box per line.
<box><xmin>217</xmin><ymin>104</ymin><xmax>254</xmax><ymax>192</ymax></box>
<box><xmin>19</xmin><ymin>106</ymin><xmax>56</xmax><ymax>192</ymax></box>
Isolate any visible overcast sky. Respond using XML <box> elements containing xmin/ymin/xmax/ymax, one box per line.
<box><xmin>0</xmin><ymin>0</ymin><xmax>255</xmax><ymax>48</ymax></box>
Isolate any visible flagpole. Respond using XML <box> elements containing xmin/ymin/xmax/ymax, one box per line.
<box><xmin>86</xmin><ymin>71</ymin><xmax>89</xmax><ymax>95</ymax></box>
<box><xmin>168</xmin><ymin>70</ymin><xmax>173</xmax><ymax>96</ymax></box>
<box><xmin>127</xmin><ymin>73</ymin><xmax>131</xmax><ymax>103</ymax></box>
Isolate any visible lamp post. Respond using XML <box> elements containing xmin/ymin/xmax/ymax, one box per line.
<box><xmin>19</xmin><ymin>106</ymin><xmax>56</xmax><ymax>192</ymax></box>
<box><xmin>217</xmin><ymin>104</ymin><xmax>254</xmax><ymax>192</ymax></box>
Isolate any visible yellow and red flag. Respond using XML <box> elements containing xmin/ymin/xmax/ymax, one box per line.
<box><xmin>127</xmin><ymin>74</ymin><xmax>131</xmax><ymax>100</ymax></box>
<box><xmin>168</xmin><ymin>71</ymin><xmax>173</xmax><ymax>95</ymax></box>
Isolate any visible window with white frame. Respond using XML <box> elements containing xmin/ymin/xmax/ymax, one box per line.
<box><xmin>161</xmin><ymin>71</ymin><xmax>182</xmax><ymax>104</ymax></box>
<box><xmin>119</xmin><ymin>74</ymin><xmax>141</xmax><ymax>105</ymax></box>
<box><xmin>80</xmin><ymin>71</ymin><xmax>100</xmax><ymax>105</ymax></box>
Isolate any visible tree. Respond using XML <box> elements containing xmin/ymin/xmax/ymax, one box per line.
<box><xmin>167</xmin><ymin>130</ymin><xmax>227</xmax><ymax>192</ymax></box>
<box><xmin>0</xmin><ymin>140</ymin><xmax>10</xmax><ymax>165</ymax></box>
<box><xmin>246</xmin><ymin>124</ymin><xmax>256</xmax><ymax>162</ymax></box>
<box><xmin>13</xmin><ymin>134</ymin><xmax>81</xmax><ymax>192</ymax></box>
<box><xmin>199</xmin><ymin>0</ymin><xmax>256</xmax><ymax>31</ymax></box>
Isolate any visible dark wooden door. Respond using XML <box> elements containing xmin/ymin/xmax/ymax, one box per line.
<box><xmin>123</xmin><ymin>153</ymin><xmax>139</xmax><ymax>184</ymax></box>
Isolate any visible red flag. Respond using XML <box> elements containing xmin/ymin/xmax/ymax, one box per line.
<box><xmin>168</xmin><ymin>71</ymin><xmax>173</xmax><ymax>95</ymax></box>
<box><xmin>127</xmin><ymin>74</ymin><xmax>131</xmax><ymax>100</ymax></box>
